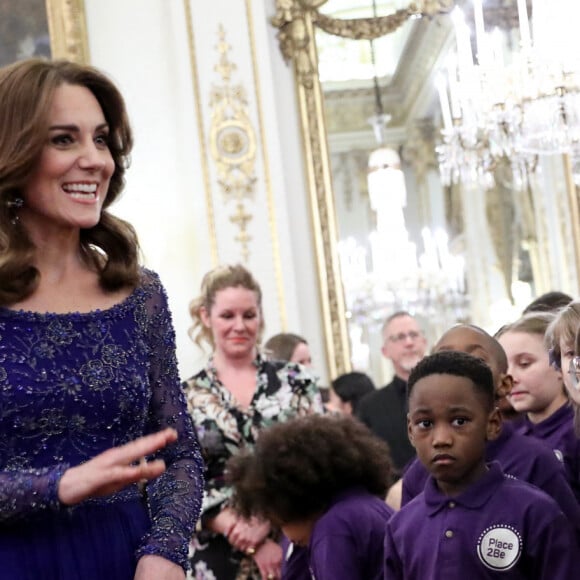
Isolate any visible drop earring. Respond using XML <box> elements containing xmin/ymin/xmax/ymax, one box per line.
<box><xmin>7</xmin><ymin>196</ymin><xmax>24</xmax><ymax>225</ymax></box>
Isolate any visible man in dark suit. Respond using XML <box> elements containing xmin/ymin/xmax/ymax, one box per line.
<box><xmin>357</xmin><ymin>311</ymin><xmax>427</xmax><ymax>476</ymax></box>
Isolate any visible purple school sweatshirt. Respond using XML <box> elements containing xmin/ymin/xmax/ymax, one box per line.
<box><xmin>386</xmin><ymin>462</ymin><xmax>579</xmax><ymax>579</ymax></box>
<box><xmin>307</xmin><ymin>488</ymin><xmax>393</xmax><ymax>580</ymax></box>
<box><xmin>515</xmin><ymin>403</ymin><xmax>580</xmax><ymax>501</ymax></box>
<box><xmin>401</xmin><ymin>420</ymin><xmax>580</xmax><ymax>545</ymax></box>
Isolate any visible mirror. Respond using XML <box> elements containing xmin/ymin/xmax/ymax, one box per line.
<box><xmin>273</xmin><ymin>0</ymin><xmax>580</xmax><ymax>384</ymax></box>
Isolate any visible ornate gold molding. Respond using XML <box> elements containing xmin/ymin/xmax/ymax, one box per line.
<box><xmin>314</xmin><ymin>8</ymin><xmax>418</xmax><ymax>40</ymax></box>
<box><xmin>209</xmin><ymin>25</ymin><xmax>257</xmax><ymax>262</ymax></box>
<box><xmin>46</xmin><ymin>0</ymin><xmax>89</xmax><ymax>63</ymax></box>
<box><xmin>272</xmin><ymin>0</ymin><xmax>454</xmax><ymax>63</ymax></box>
<box><xmin>274</xmin><ymin>5</ymin><xmax>350</xmax><ymax>378</ymax></box>
<box><xmin>271</xmin><ymin>0</ymin><xmax>452</xmax><ymax>377</ymax></box>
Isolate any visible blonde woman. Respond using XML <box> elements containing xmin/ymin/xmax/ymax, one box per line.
<box><xmin>183</xmin><ymin>264</ymin><xmax>324</xmax><ymax>580</ymax></box>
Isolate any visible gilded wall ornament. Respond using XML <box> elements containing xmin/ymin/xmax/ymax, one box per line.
<box><xmin>209</xmin><ymin>25</ymin><xmax>257</xmax><ymax>262</ymax></box>
<box><xmin>46</xmin><ymin>0</ymin><xmax>89</xmax><ymax>63</ymax></box>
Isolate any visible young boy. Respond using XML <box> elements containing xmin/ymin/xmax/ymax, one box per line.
<box><xmin>384</xmin><ymin>350</ymin><xmax>579</xmax><ymax>578</ymax></box>
<box><xmin>227</xmin><ymin>415</ymin><xmax>394</xmax><ymax>580</ymax></box>
<box><xmin>400</xmin><ymin>324</ymin><xmax>580</xmax><ymax>545</ymax></box>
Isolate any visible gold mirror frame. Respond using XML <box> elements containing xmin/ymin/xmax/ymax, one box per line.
<box><xmin>46</xmin><ymin>0</ymin><xmax>89</xmax><ymax>63</ymax></box>
<box><xmin>271</xmin><ymin>0</ymin><xmax>453</xmax><ymax>378</ymax></box>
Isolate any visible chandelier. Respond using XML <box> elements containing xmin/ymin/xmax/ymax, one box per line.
<box><xmin>338</xmin><ymin>28</ymin><xmax>469</xmax><ymax>338</ymax></box>
<box><xmin>436</xmin><ymin>0</ymin><xmax>580</xmax><ymax>188</ymax></box>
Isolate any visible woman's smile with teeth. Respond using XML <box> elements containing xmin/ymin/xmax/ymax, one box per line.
<box><xmin>63</xmin><ymin>183</ymin><xmax>98</xmax><ymax>198</ymax></box>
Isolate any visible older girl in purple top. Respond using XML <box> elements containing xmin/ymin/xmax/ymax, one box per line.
<box><xmin>228</xmin><ymin>414</ymin><xmax>394</xmax><ymax>580</ymax></box>
<box><xmin>497</xmin><ymin>312</ymin><xmax>580</xmax><ymax>495</ymax></box>
<box><xmin>386</xmin><ymin>351</ymin><xmax>578</xmax><ymax>579</ymax></box>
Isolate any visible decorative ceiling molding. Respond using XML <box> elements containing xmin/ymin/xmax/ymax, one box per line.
<box><xmin>323</xmin><ymin>13</ymin><xmax>453</xmax><ymax>142</ymax></box>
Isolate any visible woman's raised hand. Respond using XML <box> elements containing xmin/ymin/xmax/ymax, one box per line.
<box><xmin>58</xmin><ymin>428</ymin><xmax>178</xmax><ymax>505</ymax></box>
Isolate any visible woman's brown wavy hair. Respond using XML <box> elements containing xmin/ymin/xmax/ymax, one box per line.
<box><xmin>0</xmin><ymin>58</ymin><xmax>139</xmax><ymax>305</ymax></box>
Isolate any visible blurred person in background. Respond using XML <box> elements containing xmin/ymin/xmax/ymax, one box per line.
<box><xmin>264</xmin><ymin>332</ymin><xmax>312</xmax><ymax>368</ymax></box>
<box><xmin>522</xmin><ymin>291</ymin><xmax>573</xmax><ymax>315</ymax></box>
<box><xmin>328</xmin><ymin>371</ymin><xmax>376</xmax><ymax>416</ymax></box>
<box><xmin>357</xmin><ymin>311</ymin><xmax>427</xmax><ymax>475</ymax></box>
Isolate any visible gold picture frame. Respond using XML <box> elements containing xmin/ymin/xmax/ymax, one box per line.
<box><xmin>46</xmin><ymin>0</ymin><xmax>89</xmax><ymax>63</ymax></box>
<box><xmin>0</xmin><ymin>1</ymin><xmax>88</xmax><ymax>66</ymax></box>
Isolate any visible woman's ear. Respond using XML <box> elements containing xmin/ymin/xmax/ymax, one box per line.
<box><xmin>200</xmin><ymin>306</ymin><xmax>211</xmax><ymax>329</ymax></box>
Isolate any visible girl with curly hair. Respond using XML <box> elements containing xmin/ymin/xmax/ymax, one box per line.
<box><xmin>228</xmin><ymin>414</ymin><xmax>394</xmax><ymax>580</ymax></box>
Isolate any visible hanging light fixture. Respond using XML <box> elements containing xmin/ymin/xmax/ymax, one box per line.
<box><xmin>366</xmin><ymin>0</ymin><xmax>406</xmax><ymax>229</ymax></box>
<box><xmin>337</xmin><ymin>0</ymin><xmax>470</xmax><ymax>337</ymax></box>
<box><xmin>436</xmin><ymin>0</ymin><xmax>580</xmax><ymax>189</ymax></box>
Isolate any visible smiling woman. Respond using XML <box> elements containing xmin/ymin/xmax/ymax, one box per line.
<box><xmin>0</xmin><ymin>0</ymin><xmax>88</xmax><ymax>65</ymax></box>
<box><xmin>0</xmin><ymin>57</ymin><xmax>205</xmax><ymax>579</ymax></box>
<box><xmin>183</xmin><ymin>263</ymin><xmax>325</xmax><ymax>579</ymax></box>
<box><xmin>22</xmin><ymin>84</ymin><xmax>115</xmax><ymax>235</ymax></box>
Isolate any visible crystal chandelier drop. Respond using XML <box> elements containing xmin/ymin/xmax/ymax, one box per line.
<box><xmin>436</xmin><ymin>0</ymin><xmax>580</xmax><ymax>188</ymax></box>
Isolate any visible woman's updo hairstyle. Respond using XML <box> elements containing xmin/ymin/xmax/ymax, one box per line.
<box><xmin>188</xmin><ymin>264</ymin><xmax>264</xmax><ymax>349</ymax></box>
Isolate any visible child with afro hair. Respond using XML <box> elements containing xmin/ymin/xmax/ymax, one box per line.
<box><xmin>227</xmin><ymin>414</ymin><xmax>394</xmax><ymax>580</ymax></box>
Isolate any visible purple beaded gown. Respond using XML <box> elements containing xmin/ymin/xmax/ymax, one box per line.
<box><xmin>0</xmin><ymin>269</ymin><xmax>204</xmax><ymax>579</ymax></box>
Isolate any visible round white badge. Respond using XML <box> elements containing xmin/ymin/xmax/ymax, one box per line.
<box><xmin>477</xmin><ymin>525</ymin><xmax>522</xmax><ymax>571</ymax></box>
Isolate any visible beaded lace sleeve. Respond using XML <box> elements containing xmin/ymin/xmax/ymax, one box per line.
<box><xmin>0</xmin><ymin>465</ymin><xmax>69</xmax><ymax>522</ymax></box>
<box><xmin>134</xmin><ymin>272</ymin><xmax>205</xmax><ymax>570</ymax></box>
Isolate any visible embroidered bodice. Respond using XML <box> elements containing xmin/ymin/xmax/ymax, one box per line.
<box><xmin>0</xmin><ymin>268</ymin><xmax>204</xmax><ymax>568</ymax></box>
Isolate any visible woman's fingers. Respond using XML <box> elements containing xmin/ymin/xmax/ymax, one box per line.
<box><xmin>105</xmin><ymin>428</ymin><xmax>177</xmax><ymax>466</ymax></box>
<box><xmin>110</xmin><ymin>459</ymin><xmax>167</xmax><ymax>484</ymax></box>
<box><xmin>58</xmin><ymin>429</ymin><xmax>176</xmax><ymax>505</ymax></box>
<box><xmin>135</xmin><ymin>458</ymin><xmax>167</xmax><ymax>481</ymax></box>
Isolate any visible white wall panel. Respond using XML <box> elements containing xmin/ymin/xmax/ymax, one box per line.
<box><xmin>84</xmin><ymin>0</ymin><xmax>329</xmax><ymax>382</ymax></box>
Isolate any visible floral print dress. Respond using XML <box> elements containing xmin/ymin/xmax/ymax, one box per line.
<box><xmin>183</xmin><ymin>354</ymin><xmax>324</xmax><ymax>580</ymax></box>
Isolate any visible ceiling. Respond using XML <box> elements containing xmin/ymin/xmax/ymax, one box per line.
<box><xmin>318</xmin><ymin>7</ymin><xmax>454</xmax><ymax>150</ymax></box>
